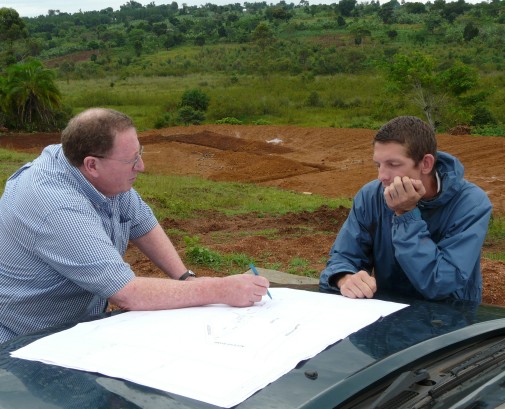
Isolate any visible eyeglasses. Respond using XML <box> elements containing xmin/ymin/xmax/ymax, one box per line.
<box><xmin>94</xmin><ymin>145</ymin><xmax>144</xmax><ymax>169</ymax></box>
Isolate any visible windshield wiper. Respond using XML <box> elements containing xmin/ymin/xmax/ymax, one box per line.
<box><xmin>370</xmin><ymin>369</ymin><xmax>430</xmax><ymax>408</ymax></box>
<box><xmin>370</xmin><ymin>338</ymin><xmax>505</xmax><ymax>409</ymax></box>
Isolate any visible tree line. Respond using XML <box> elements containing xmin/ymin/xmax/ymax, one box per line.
<box><xmin>0</xmin><ymin>0</ymin><xmax>504</xmax><ymax>131</ymax></box>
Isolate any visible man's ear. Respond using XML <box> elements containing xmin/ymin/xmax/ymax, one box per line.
<box><xmin>82</xmin><ymin>156</ymin><xmax>100</xmax><ymax>177</ymax></box>
<box><xmin>421</xmin><ymin>154</ymin><xmax>435</xmax><ymax>175</ymax></box>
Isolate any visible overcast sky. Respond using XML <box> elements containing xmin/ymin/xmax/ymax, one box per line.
<box><xmin>4</xmin><ymin>0</ymin><xmax>485</xmax><ymax>18</ymax></box>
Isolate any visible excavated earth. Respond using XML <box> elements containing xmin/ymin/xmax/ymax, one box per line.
<box><xmin>1</xmin><ymin>125</ymin><xmax>504</xmax><ymax>305</ymax></box>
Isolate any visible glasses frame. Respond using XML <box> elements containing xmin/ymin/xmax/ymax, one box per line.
<box><xmin>93</xmin><ymin>145</ymin><xmax>144</xmax><ymax>170</ymax></box>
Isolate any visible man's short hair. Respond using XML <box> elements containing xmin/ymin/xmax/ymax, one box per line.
<box><xmin>61</xmin><ymin>108</ymin><xmax>135</xmax><ymax>167</ymax></box>
<box><xmin>374</xmin><ymin>116</ymin><xmax>437</xmax><ymax>165</ymax></box>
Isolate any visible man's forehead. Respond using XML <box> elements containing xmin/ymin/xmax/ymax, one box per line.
<box><xmin>373</xmin><ymin>141</ymin><xmax>409</xmax><ymax>159</ymax></box>
<box><xmin>112</xmin><ymin>127</ymin><xmax>138</xmax><ymax>145</ymax></box>
<box><xmin>108</xmin><ymin>133</ymin><xmax>138</xmax><ymax>160</ymax></box>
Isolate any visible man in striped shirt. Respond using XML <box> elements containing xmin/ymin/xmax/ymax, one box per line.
<box><xmin>0</xmin><ymin>108</ymin><xmax>269</xmax><ymax>343</ymax></box>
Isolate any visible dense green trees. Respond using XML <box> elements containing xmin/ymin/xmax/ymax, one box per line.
<box><xmin>386</xmin><ymin>53</ymin><xmax>481</xmax><ymax>129</ymax></box>
<box><xmin>0</xmin><ymin>8</ymin><xmax>27</xmax><ymax>45</ymax></box>
<box><xmin>0</xmin><ymin>8</ymin><xmax>28</xmax><ymax>65</ymax></box>
<box><xmin>14</xmin><ymin>0</ymin><xmax>503</xmax><ymax>70</ymax></box>
<box><xmin>1</xmin><ymin>0</ymin><xmax>504</xmax><ymax>132</ymax></box>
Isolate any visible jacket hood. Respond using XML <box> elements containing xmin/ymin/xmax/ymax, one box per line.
<box><xmin>420</xmin><ymin>151</ymin><xmax>465</xmax><ymax>208</ymax></box>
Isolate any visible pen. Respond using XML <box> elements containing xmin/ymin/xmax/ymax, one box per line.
<box><xmin>249</xmin><ymin>263</ymin><xmax>273</xmax><ymax>299</ymax></box>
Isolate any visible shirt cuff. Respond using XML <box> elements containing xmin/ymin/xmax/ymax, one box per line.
<box><xmin>395</xmin><ymin>206</ymin><xmax>421</xmax><ymax>222</ymax></box>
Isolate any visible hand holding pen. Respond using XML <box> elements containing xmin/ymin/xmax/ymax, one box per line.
<box><xmin>250</xmin><ymin>263</ymin><xmax>273</xmax><ymax>299</ymax></box>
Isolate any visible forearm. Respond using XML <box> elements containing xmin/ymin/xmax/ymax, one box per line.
<box><xmin>131</xmin><ymin>224</ymin><xmax>187</xmax><ymax>279</ymax></box>
<box><xmin>392</xmin><ymin>206</ymin><xmax>491</xmax><ymax>300</ymax></box>
<box><xmin>109</xmin><ymin>274</ymin><xmax>270</xmax><ymax>310</ymax></box>
<box><xmin>320</xmin><ymin>231</ymin><xmax>373</xmax><ymax>291</ymax></box>
<box><xmin>320</xmin><ymin>188</ymin><xmax>375</xmax><ymax>292</ymax></box>
<box><xmin>109</xmin><ymin>276</ymin><xmax>223</xmax><ymax>310</ymax></box>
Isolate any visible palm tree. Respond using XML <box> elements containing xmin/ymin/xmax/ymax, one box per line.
<box><xmin>2</xmin><ymin>58</ymin><xmax>63</xmax><ymax>130</ymax></box>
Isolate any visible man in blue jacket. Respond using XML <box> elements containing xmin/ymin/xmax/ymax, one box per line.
<box><xmin>320</xmin><ymin>116</ymin><xmax>492</xmax><ymax>303</ymax></box>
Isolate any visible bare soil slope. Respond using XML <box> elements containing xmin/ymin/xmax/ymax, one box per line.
<box><xmin>1</xmin><ymin>126</ymin><xmax>504</xmax><ymax>305</ymax></box>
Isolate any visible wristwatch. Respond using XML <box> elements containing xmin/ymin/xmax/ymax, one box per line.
<box><xmin>179</xmin><ymin>270</ymin><xmax>196</xmax><ymax>281</ymax></box>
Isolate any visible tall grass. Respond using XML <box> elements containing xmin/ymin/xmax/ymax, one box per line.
<box><xmin>56</xmin><ymin>73</ymin><xmax>398</xmax><ymax>130</ymax></box>
<box><xmin>57</xmin><ymin>68</ymin><xmax>505</xmax><ymax>132</ymax></box>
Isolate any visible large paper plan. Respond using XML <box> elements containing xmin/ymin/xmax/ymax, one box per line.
<box><xmin>11</xmin><ymin>288</ymin><xmax>407</xmax><ymax>407</ymax></box>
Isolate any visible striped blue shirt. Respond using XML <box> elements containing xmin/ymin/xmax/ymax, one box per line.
<box><xmin>0</xmin><ymin>144</ymin><xmax>158</xmax><ymax>343</ymax></box>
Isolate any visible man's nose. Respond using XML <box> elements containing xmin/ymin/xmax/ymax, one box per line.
<box><xmin>377</xmin><ymin>165</ymin><xmax>388</xmax><ymax>183</ymax></box>
<box><xmin>134</xmin><ymin>156</ymin><xmax>145</xmax><ymax>172</ymax></box>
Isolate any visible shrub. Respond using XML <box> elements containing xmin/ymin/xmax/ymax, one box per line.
<box><xmin>180</xmin><ymin>88</ymin><xmax>210</xmax><ymax>112</ymax></box>
<box><xmin>178</xmin><ymin>106</ymin><xmax>206</xmax><ymax>125</ymax></box>
<box><xmin>305</xmin><ymin>91</ymin><xmax>323</xmax><ymax>107</ymax></box>
<box><xmin>154</xmin><ymin>112</ymin><xmax>176</xmax><ymax>128</ymax></box>
<box><xmin>472</xmin><ymin>124</ymin><xmax>505</xmax><ymax>137</ymax></box>
<box><xmin>471</xmin><ymin>106</ymin><xmax>497</xmax><ymax>126</ymax></box>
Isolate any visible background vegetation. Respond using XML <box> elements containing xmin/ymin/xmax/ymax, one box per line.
<box><xmin>0</xmin><ymin>0</ymin><xmax>505</xmax><ymax>133</ymax></box>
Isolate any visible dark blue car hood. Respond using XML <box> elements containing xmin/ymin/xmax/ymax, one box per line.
<box><xmin>2</xmin><ymin>288</ymin><xmax>505</xmax><ymax>408</ymax></box>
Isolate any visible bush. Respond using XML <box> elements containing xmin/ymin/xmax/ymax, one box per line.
<box><xmin>178</xmin><ymin>106</ymin><xmax>206</xmax><ymax>125</ymax></box>
<box><xmin>472</xmin><ymin>124</ymin><xmax>505</xmax><ymax>137</ymax></box>
<box><xmin>305</xmin><ymin>91</ymin><xmax>323</xmax><ymax>107</ymax></box>
<box><xmin>471</xmin><ymin>106</ymin><xmax>497</xmax><ymax>126</ymax></box>
<box><xmin>154</xmin><ymin>112</ymin><xmax>176</xmax><ymax>128</ymax></box>
<box><xmin>180</xmin><ymin>88</ymin><xmax>210</xmax><ymax>112</ymax></box>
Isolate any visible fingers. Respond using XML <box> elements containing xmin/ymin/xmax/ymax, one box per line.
<box><xmin>410</xmin><ymin>178</ymin><xmax>426</xmax><ymax>195</ymax></box>
<box><xmin>224</xmin><ymin>274</ymin><xmax>271</xmax><ymax>307</ymax></box>
<box><xmin>338</xmin><ymin>271</ymin><xmax>376</xmax><ymax>299</ymax></box>
<box><xmin>385</xmin><ymin>176</ymin><xmax>410</xmax><ymax>198</ymax></box>
<box><xmin>384</xmin><ymin>176</ymin><xmax>424</xmax><ymax>214</ymax></box>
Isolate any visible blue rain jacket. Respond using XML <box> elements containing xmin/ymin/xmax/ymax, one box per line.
<box><xmin>320</xmin><ymin>151</ymin><xmax>492</xmax><ymax>303</ymax></box>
